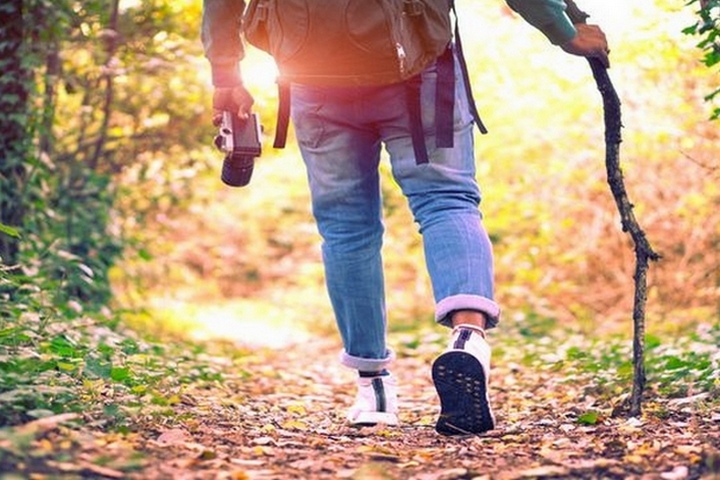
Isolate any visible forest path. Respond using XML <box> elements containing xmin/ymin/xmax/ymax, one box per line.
<box><xmin>128</xmin><ymin>329</ymin><xmax>719</xmax><ymax>480</ymax></box>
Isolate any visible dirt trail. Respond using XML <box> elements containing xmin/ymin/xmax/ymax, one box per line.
<box><xmin>130</xmin><ymin>334</ymin><xmax>720</xmax><ymax>480</ymax></box>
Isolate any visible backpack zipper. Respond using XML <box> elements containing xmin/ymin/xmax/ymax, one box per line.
<box><xmin>395</xmin><ymin>43</ymin><xmax>407</xmax><ymax>76</ymax></box>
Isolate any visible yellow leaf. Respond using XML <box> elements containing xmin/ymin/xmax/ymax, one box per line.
<box><xmin>281</xmin><ymin>420</ymin><xmax>308</xmax><ymax>430</ymax></box>
<box><xmin>131</xmin><ymin>385</ymin><xmax>147</xmax><ymax>394</ymax></box>
<box><xmin>252</xmin><ymin>445</ymin><xmax>273</xmax><ymax>456</ymax></box>
<box><xmin>676</xmin><ymin>445</ymin><xmax>703</xmax><ymax>455</ymax></box>
<box><xmin>624</xmin><ymin>454</ymin><xmax>646</xmax><ymax>464</ymax></box>
<box><xmin>286</xmin><ymin>404</ymin><xmax>306</xmax><ymax>415</ymax></box>
<box><xmin>57</xmin><ymin>362</ymin><xmax>76</xmax><ymax>372</ymax></box>
<box><xmin>357</xmin><ymin>445</ymin><xmax>396</xmax><ymax>456</ymax></box>
<box><xmin>38</xmin><ymin>438</ymin><xmax>54</xmax><ymax>452</ymax></box>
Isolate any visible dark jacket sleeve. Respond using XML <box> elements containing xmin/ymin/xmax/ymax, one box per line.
<box><xmin>505</xmin><ymin>0</ymin><xmax>577</xmax><ymax>45</ymax></box>
<box><xmin>201</xmin><ymin>0</ymin><xmax>246</xmax><ymax>87</ymax></box>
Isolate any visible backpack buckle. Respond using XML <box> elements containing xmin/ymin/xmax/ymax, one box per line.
<box><xmin>403</xmin><ymin>0</ymin><xmax>425</xmax><ymax>16</ymax></box>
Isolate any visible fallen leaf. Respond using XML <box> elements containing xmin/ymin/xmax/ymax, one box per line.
<box><xmin>505</xmin><ymin>465</ymin><xmax>569</xmax><ymax>479</ymax></box>
<box><xmin>16</xmin><ymin>413</ymin><xmax>79</xmax><ymax>435</ymax></box>
<box><xmin>281</xmin><ymin>419</ymin><xmax>308</xmax><ymax>430</ymax></box>
<box><xmin>577</xmin><ymin>411</ymin><xmax>600</xmax><ymax>425</ymax></box>
<box><xmin>156</xmin><ymin>428</ymin><xmax>190</xmax><ymax>445</ymax></box>
<box><xmin>660</xmin><ymin>465</ymin><xmax>689</xmax><ymax>480</ymax></box>
<box><xmin>79</xmin><ymin>461</ymin><xmax>125</xmax><ymax>479</ymax></box>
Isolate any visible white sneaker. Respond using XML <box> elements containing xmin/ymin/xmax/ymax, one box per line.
<box><xmin>432</xmin><ymin>324</ymin><xmax>495</xmax><ymax>435</ymax></box>
<box><xmin>346</xmin><ymin>374</ymin><xmax>399</xmax><ymax>426</ymax></box>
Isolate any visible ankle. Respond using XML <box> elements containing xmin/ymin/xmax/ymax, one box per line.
<box><xmin>450</xmin><ymin>310</ymin><xmax>488</xmax><ymax>338</ymax></box>
<box><xmin>450</xmin><ymin>310</ymin><xmax>487</xmax><ymax>329</ymax></box>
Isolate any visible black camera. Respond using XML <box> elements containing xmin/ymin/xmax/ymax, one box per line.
<box><xmin>213</xmin><ymin>111</ymin><xmax>262</xmax><ymax>187</ymax></box>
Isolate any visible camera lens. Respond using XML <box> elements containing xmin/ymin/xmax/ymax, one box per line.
<box><xmin>221</xmin><ymin>154</ymin><xmax>254</xmax><ymax>187</ymax></box>
<box><xmin>213</xmin><ymin>135</ymin><xmax>225</xmax><ymax>150</ymax></box>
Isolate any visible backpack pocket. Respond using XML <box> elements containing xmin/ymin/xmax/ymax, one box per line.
<box><xmin>344</xmin><ymin>0</ymin><xmax>396</xmax><ymax>55</ymax></box>
<box><xmin>243</xmin><ymin>0</ymin><xmax>310</xmax><ymax>63</ymax></box>
<box><xmin>344</xmin><ymin>0</ymin><xmax>451</xmax><ymax>79</ymax></box>
<box><xmin>404</xmin><ymin>0</ymin><xmax>452</xmax><ymax>58</ymax></box>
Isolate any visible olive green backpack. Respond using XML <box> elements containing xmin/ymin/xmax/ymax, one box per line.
<box><xmin>242</xmin><ymin>0</ymin><xmax>486</xmax><ymax>162</ymax></box>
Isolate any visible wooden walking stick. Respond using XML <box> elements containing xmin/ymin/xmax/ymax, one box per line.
<box><xmin>564</xmin><ymin>0</ymin><xmax>661</xmax><ymax>417</ymax></box>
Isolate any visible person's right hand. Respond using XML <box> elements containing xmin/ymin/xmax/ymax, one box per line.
<box><xmin>212</xmin><ymin>84</ymin><xmax>255</xmax><ymax>126</ymax></box>
<box><xmin>560</xmin><ymin>24</ymin><xmax>611</xmax><ymax>68</ymax></box>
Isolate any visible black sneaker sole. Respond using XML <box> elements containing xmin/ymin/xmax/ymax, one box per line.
<box><xmin>432</xmin><ymin>350</ymin><xmax>495</xmax><ymax>436</ymax></box>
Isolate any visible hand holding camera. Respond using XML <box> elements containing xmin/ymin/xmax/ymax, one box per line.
<box><xmin>212</xmin><ymin>85</ymin><xmax>261</xmax><ymax>187</ymax></box>
<box><xmin>213</xmin><ymin>111</ymin><xmax>262</xmax><ymax>187</ymax></box>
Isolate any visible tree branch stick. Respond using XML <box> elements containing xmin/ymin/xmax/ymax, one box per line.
<box><xmin>564</xmin><ymin>0</ymin><xmax>661</xmax><ymax>417</ymax></box>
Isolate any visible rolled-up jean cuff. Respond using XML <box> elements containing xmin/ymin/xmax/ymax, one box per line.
<box><xmin>436</xmin><ymin>294</ymin><xmax>501</xmax><ymax>329</ymax></box>
<box><xmin>339</xmin><ymin>349</ymin><xmax>396</xmax><ymax>371</ymax></box>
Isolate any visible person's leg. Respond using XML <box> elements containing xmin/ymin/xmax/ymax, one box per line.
<box><xmin>291</xmin><ymin>84</ymin><xmax>398</xmax><ymax>425</ymax></box>
<box><xmin>291</xmin><ymin>84</ymin><xmax>393</xmax><ymax>369</ymax></box>
<box><xmin>382</xmin><ymin>57</ymin><xmax>500</xmax><ymax>328</ymax></box>
<box><xmin>382</xmin><ymin>52</ymin><xmax>498</xmax><ymax>434</ymax></box>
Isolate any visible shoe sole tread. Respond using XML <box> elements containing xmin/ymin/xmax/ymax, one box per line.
<box><xmin>432</xmin><ymin>350</ymin><xmax>495</xmax><ymax>436</ymax></box>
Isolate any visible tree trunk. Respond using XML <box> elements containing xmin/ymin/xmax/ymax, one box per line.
<box><xmin>0</xmin><ymin>0</ymin><xmax>30</xmax><ymax>265</ymax></box>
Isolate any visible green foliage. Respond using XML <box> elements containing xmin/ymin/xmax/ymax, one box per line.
<box><xmin>576</xmin><ymin>410</ymin><xmax>600</xmax><ymax>425</ymax></box>
<box><xmin>19</xmin><ymin>168</ymin><xmax>123</xmax><ymax>307</ymax></box>
<box><xmin>518</xmin><ymin>323</ymin><xmax>720</xmax><ymax>401</ymax></box>
<box><xmin>684</xmin><ymin>0</ymin><xmax>720</xmax><ymax>119</ymax></box>
<box><xmin>0</xmin><ymin>224</ymin><xmax>21</xmax><ymax>239</ymax></box>
<box><xmin>0</xmin><ymin>0</ymin><xmax>122</xmax><ymax>310</ymax></box>
<box><xmin>1</xmin><ymin>0</ymin><xmax>220</xmax><ymax>314</ymax></box>
<box><xmin>0</xmin><ymin>0</ymin><xmax>232</xmax><ymax>432</ymax></box>
<box><xmin>0</xmin><ymin>301</ymin><xmax>226</xmax><ymax>429</ymax></box>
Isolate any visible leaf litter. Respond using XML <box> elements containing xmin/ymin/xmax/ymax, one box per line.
<box><xmin>0</xmin><ymin>326</ymin><xmax>718</xmax><ymax>479</ymax></box>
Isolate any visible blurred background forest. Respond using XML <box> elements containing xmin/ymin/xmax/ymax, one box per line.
<box><xmin>1</xmin><ymin>0</ymin><xmax>719</xmax><ymax>346</ymax></box>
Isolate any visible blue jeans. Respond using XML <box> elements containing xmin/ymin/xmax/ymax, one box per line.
<box><xmin>290</xmin><ymin>54</ymin><xmax>500</xmax><ymax>371</ymax></box>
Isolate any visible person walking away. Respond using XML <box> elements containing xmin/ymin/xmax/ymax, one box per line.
<box><xmin>201</xmin><ymin>0</ymin><xmax>610</xmax><ymax>435</ymax></box>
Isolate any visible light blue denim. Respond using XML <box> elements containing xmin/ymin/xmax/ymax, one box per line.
<box><xmin>290</xmin><ymin>51</ymin><xmax>500</xmax><ymax>371</ymax></box>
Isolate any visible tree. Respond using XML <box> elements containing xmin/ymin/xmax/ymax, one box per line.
<box><xmin>2</xmin><ymin>0</ymin><xmax>220</xmax><ymax>315</ymax></box>
<box><xmin>0</xmin><ymin>0</ymin><xmax>30</xmax><ymax>265</ymax></box>
<box><xmin>684</xmin><ymin>0</ymin><xmax>720</xmax><ymax>119</ymax></box>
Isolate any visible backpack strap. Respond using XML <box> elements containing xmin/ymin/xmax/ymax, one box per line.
<box><xmin>435</xmin><ymin>45</ymin><xmax>455</xmax><ymax>148</ymax></box>
<box><xmin>405</xmin><ymin>75</ymin><xmax>430</xmax><ymax>164</ymax></box>
<box><xmin>407</xmin><ymin>2</ymin><xmax>487</xmax><ymax>165</ymax></box>
<box><xmin>450</xmin><ymin>0</ymin><xmax>488</xmax><ymax>134</ymax></box>
<box><xmin>273</xmin><ymin>81</ymin><xmax>291</xmax><ymax>149</ymax></box>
